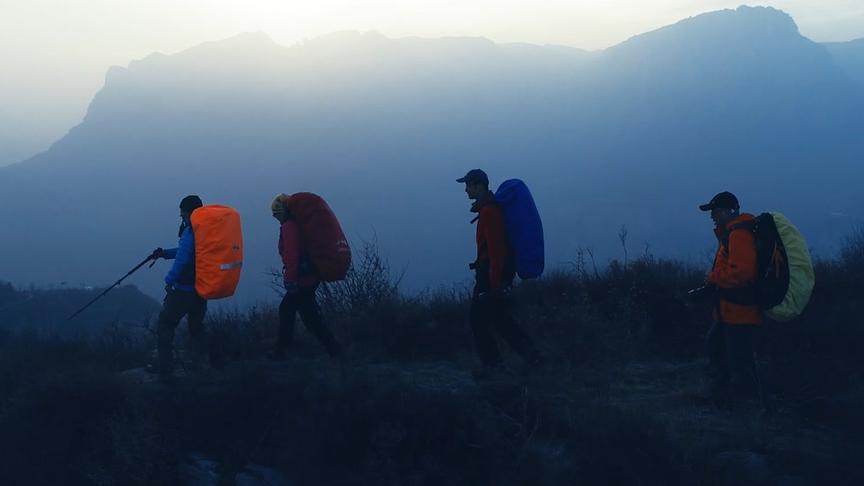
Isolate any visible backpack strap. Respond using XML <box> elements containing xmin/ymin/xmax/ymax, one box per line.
<box><xmin>728</xmin><ymin>219</ymin><xmax>756</xmax><ymax>232</ymax></box>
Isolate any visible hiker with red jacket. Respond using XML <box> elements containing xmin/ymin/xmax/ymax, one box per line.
<box><xmin>695</xmin><ymin>191</ymin><xmax>767</xmax><ymax>411</ymax></box>
<box><xmin>269</xmin><ymin>194</ymin><xmax>342</xmax><ymax>359</ymax></box>
<box><xmin>458</xmin><ymin>169</ymin><xmax>540</xmax><ymax>376</ymax></box>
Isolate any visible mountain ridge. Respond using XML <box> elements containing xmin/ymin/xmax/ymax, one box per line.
<box><xmin>10</xmin><ymin>5</ymin><xmax>855</xmax><ymax>174</ymax></box>
<box><xmin>1</xmin><ymin>6</ymin><xmax>861</xmax><ymax>302</ymax></box>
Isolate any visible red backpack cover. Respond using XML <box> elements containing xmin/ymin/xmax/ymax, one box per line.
<box><xmin>286</xmin><ymin>193</ymin><xmax>351</xmax><ymax>281</ymax></box>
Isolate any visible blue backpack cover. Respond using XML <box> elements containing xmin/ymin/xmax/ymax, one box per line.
<box><xmin>495</xmin><ymin>179</ymin><xmax>544</xmax><ymax>279</ymax></box>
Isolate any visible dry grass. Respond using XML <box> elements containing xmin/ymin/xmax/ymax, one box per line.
<box><xmin>0</xmin><ymin>235</ymin><xmax>862</xmax><ymax>485</ymax></box>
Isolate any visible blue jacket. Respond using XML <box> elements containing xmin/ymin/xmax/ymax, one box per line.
<box><xmin>164</xmin><ymin>225</ymin><xmax>196</xmax><ymax>292</ymax></box>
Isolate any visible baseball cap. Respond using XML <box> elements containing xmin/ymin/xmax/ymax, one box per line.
<box><xmin>699</xmin><ymin>191</ymin><xmax>739</xmax><ymax>212</ymax></box>
<box><xmin>456</xmin><ymin>169</ymin><xmax>489</xmax><ymax>185</ymax></box>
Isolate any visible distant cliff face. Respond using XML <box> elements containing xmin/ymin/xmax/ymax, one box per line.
<box><xmin>1</xmin><ymin>6</ymin><xmax>862</xmax><ymax>302</ymax></box>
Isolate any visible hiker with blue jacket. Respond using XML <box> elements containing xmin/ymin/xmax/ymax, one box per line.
<box><xmin>147</xmin><ymin>195</ymin><xmax>212</xmax><ymax>376</ymax></box>
<box><xmin>458</xmin><ymin>169</ymin><xmax>541</xmax><ymax>377</ymax></box>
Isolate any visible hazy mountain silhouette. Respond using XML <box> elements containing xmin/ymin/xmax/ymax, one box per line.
<box><xmin>1</xmin><ymin>6</ymin><xmax>862</xmax><ymax>303</ymax></box>
<box><xmin>0</xmin><ymin>281</ymin><xmax>158</xmax><ymax>335</ymax></box>
<box><xmin>826</xmin><ymin>37</ymin><xmax>864</xmax><ymax>85</ymax></box>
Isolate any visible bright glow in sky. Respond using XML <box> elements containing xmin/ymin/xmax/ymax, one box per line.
<box><xmin>0</xmin><ymin>1</ymin><xmax>862</xmax><ymax>165</ymax></box>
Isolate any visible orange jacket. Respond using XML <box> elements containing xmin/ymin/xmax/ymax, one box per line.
<box><xmin>708</xmin><ymin>213</ymin><xmax>762</xmax><ymax>325</ymax></box>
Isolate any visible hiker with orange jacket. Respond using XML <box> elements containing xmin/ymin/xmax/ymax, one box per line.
<box><xmin>695</xmin><ymin>191</ymin><xmax>767</xmax><ymax>411</ymax></box>
<box><xmin>269</xmin><ymin>194</ymin><xmax>342</xmax><ymax>360</ymax></box>
<box><xmin>458</xmin><ymin>169</ymin><xmax>540</xmax><ymax>376</ymax></box>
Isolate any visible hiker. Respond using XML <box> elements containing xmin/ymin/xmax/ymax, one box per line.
<box><xmin>458</xmin><ymin>169</ymin><xmax>541</xmax><ymax>376</ymax></box>
<box><xmin>269</xmin><ymin>193</ymin><xmax>342</xmax><ymax>359</ymax></box>
<box><xmin>148</xmin><ymin>195</ymin><xmax>214</xmax><ymax>376</ymax></box>
<box><xmin>697</xmin><ymin>191</ymin><xmax>767</xmax><ymax>411</ymax></box>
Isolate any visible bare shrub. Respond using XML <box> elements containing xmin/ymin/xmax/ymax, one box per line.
<box><xmin>318</xmin><ymin>238</ymin><xmax>402</xmax><ymax>318</ymax></box>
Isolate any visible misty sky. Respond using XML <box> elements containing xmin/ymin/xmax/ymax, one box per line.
<box><xmin>1</xmin><ymin>0</ymin><xmax>862</xmax><ymax>167</ymax></box>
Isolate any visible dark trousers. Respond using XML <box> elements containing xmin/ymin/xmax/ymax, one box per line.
<box><xmin>706</xmin><ymin>322</ymin><xmax>766</xmax><ymax>408</ymax></box>
<box><xmin>157</xmin><ymin>289</ymin><xmax>207</xmax><ymax>373</ymax></box>
<box><xmin>278</xmin><ymin>285</ymin><xmax>341</xmax><ymax>357</ymax></box>
<box><xmin>470</xmin><ymin>289</ymin><xmax>538</xmax><ymax>367</ymax></box>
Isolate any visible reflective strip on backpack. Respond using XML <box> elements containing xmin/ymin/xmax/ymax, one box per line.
<box><xmin>220</xmin><ymin>261</ymin><xmax>243</xmax><ymax>271</ymax></box>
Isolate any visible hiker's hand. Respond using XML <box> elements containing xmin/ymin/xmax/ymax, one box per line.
<box><xmin>151</xmin><ymin>247</ymin><xmax>165</xmax><ymax>260</ymax></box>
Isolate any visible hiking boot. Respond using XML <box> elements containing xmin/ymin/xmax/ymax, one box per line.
<box><xmin>208</xmin><ymin>350</ymin><xmax>226</xmax><ymax>370</ymax></box>
<box><xmin>713</xmin><ymin>394</ymin><xmax>733</xmax><ymax>412</ymax></box>
<box><xmin>472</xmin><ymin>364</ymin><xmax>509</xmax><ymax>381</ymax></box>
<box><xmin>181</xmin><ymin>353</ymin><xmax>204</xmax><ymax>373</ymax></box>
<box><xmin>145</xmin><ymin>362</ymin><xmax>175</xmax><ymax>382</ymax></box>
<box><xmin>147</xmin><ymin>349</ymin><xmax>175</xmax><ymax>377</ymax></box>
<box><xmin>525</xmin><ymin>350</ymin><xmax>545</xmax><ymax>367</ymax></box>
<box><xmin>327</xmin><ymin>342</ymin><xmax>344</xmax><ymax>360</ymax></box>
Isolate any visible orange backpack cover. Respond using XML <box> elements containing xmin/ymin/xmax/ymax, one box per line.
<box><xmin>190</xmin><ymin>205</ymin><xmax>244</xmax><ymax>299</ymax></box>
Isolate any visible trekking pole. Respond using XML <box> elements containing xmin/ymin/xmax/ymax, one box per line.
<box><xmin>67</xmin><ymin>249</ymin><xmax>161</xmax><ymax>321</ymax></box>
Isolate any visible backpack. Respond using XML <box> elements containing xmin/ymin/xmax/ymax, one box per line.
<box><xmin>731</xmin><ymin>212</ymin><xmax>815</xmax><ymax>322</ymax></box>
<box><xmin>286</xmin><ymin>193</ymin><xmax>351</xmax><ymax>282</ymax></box>
<box><xmin>494</xmin><ymin>179</ymin><xmax>544</xmax><ymax>279</ymax></box>
<box><xmin>190</xmin><ymin>205</ymin><xmax>244</xmax><ymax>299</ymax></box>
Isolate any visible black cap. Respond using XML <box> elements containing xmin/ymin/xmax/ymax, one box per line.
<box><xmin>180</xmin><ymin>195</ymin><xmax>203</xmax><ymax>213</ymax></box>
<box><xmin>456</xmin><ymin>169</ymin><xmax>489</xmax><ymax>185</ymax></box>
<box><xmin>699</xmin><ymin>191</ymin><xmax>739</xmax><ymax>212</ymax></box>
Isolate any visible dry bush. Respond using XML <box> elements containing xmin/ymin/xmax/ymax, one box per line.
<box><xmin>1</xmin><ymin>233</ymin><xmax>863</xmax><ymax>484</ymax></box>
<box><xmin>318</xmin><ymin>238</ymin><xmax>402</xmax><ymax>319</ymax></box>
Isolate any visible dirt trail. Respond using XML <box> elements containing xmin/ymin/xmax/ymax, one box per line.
<box><xmin>117</xmin><ymin>355</ymin><xmax>849</xmax><ymax>483</ymax></box>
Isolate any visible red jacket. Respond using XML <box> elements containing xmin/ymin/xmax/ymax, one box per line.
<box><xmin>279</xmin><ymin>220</ymin><xmax>319</xmax><ymax>288</ymax></box>
<box><xmin>708</xmin><ymin>213</ymin><xmax>762</xmax><ymax>325</ymax></box>
<box><xmin>474</xmin><ymin>194</ymin><xmax>512</xmax><ymax>290</ymax></box>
